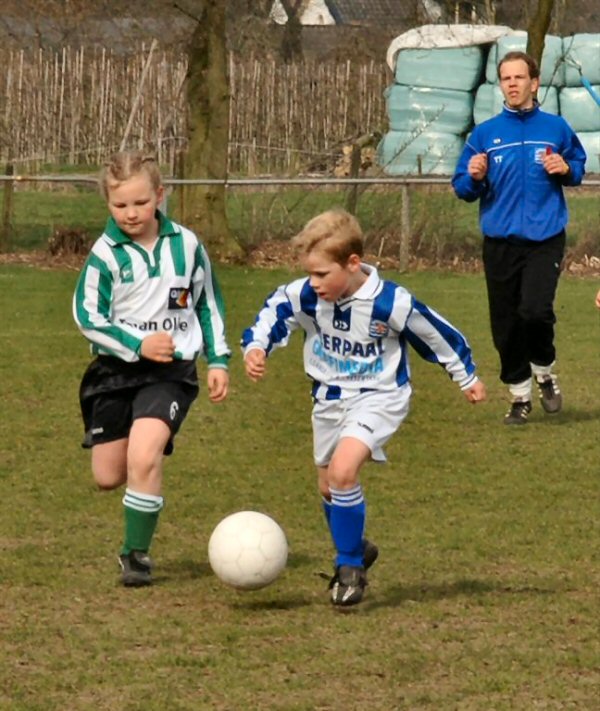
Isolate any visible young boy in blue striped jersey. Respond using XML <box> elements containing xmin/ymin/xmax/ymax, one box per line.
<box><xmin>73</xmin><ymin>151</ymin><xmax>230</xmax><ymax>586</ymax></box>
<box><xmin>242</xmin><ymin>209</ymin><xmax>486</xmax><ymax>606</ymax></box>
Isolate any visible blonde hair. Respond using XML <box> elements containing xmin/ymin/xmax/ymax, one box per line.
<box><xmin>99</xmin><ymin>151</ymin><xmax>162</xmax><ymax>199</ymax></box>
<box><xmin>291</xmin><ymin>209</ymin><xmax>364</xmax><ymax>264</ymax></box>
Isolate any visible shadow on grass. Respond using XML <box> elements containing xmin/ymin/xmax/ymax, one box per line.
<box><xmin>367</xmin><ymin>578</ymin><xmax>556</xmax><ymax>610</ymax></box>
<box><xmin>157</xmin><ymin>558</ymin><xmax>213</xmax><ymax>581</ymax></box>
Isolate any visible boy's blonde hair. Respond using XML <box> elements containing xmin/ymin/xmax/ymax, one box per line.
<box><xmin>99</xmin><ymin>151</ymin><xmax>162</xmax><ymax>199</ymax></box>
<box><xmin>291</xmin><ymin>209</ymin><xmax>364</xmax><ymax>264</ymax></box>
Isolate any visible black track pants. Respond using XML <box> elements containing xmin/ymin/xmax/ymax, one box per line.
<box><xmin>482</xmin><ymin>232</ymin><xmax>565</xmax><ymax>385</ymax></box>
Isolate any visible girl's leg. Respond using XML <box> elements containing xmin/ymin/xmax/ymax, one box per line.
<box><xmin>120</xmin><ymin>417</ymin><xmax>171</xmax><ymax>557</ymax></box>
<box><xmin>91</xmin><ymin>438</ymin><xmax>128</xmax><ymax>490</ymax></box>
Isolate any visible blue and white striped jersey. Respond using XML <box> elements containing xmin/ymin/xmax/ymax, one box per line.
<box><xmin>241</xmin><ymin>264</ymin><xmax>477</xmax><ymax>401</ymax></box>
<box><xmin>73</xmin><ymin>212</ymin><xmax>230</xmax><ymax>365</ymax></box>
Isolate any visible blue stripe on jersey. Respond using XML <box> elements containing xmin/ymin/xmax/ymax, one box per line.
<box><xmin>311</xmin><ymin>380</ymin><xmax>342</xmax><ymax>400</ymax></box>
<box><xmin>370</xmin><ymin>280</ymin><xmax>396</xmax><ymax>323</ymax></box>
<box><xmin>299</xmin><ymin>280</ymin><xmax>317</xmax><ymax>319</ymax></box>
<box><xmin>371</xmin><ymin>280</ymin><xmax>410</xmax><ymax>387</ymax></box>
<box><xmin>406</xmin><ymin>298</ymin><xmax>474</xmax><ymax>371</ymax></box>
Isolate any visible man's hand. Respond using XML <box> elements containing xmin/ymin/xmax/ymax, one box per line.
<box><xmin>140</xmin><ymin>332</ymin><xmax>175</xmax><ymax>362</ymax></box>
<box><xmin>468</xmin><ymin>152</ymin><xmax>488</xmax><ymax>181</ymax></box>
<box><xmin>244</xmin><ymin>348</ymin><xmax>267</xmax><ymax>382</ymax></box>
<box><xmin>207</xmin><ymin>368</ymin><xmax>229</xmax><ymax>403</ymax></box>
<box><xmin>464</xmin><ymin>380</ymin><xmax>487</xmax><ymax>404</ymax></box>
<box><xmin>543</xmin><ymin>151</ymin><xmax>570</xmax><ymax>176</ymax></box>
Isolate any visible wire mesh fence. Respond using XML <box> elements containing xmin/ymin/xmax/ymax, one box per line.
<box><xmin>1</xmin><ymin>175</ymin><xmax>598</xmax><ymax>271</ymax></box>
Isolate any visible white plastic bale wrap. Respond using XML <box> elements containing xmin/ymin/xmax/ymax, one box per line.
<box><xmin>394</xmin><ymin>46</ymin><xmax>485</xmax><ymax>91</ymax></box>
<box><xmin>385</xmin><ymin>85</ymin><xmax>474</xmax><ymax>134</ymax></box>
<box><xmin>559</xmin><ymin>87</ymin><xmax>600</xmax><ymax>132</ymax></box>
<box><xmin>377</xmin><ymin>131</ymin><xmax>464</xmax><ymax>176</ymax></box>
<box><xmin>563</xmin><ymin>34</ymin><xmax>600</xmax><ymax>87</ymax></box>
<box><xmin>474</xmin><ymin>84</ymin><xmax>559</xmax><ymax>124</ymax></box>
<box><xmin>486</xmin><ymin>32</ymin><xmax>565</xmax><ymax>86</ymax></box>
<box><xmin>576</xmin><ymin>132</ymin><xmax>600</xmax><ymax>173</ymax></box>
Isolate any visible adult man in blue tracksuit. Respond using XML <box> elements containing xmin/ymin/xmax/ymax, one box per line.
<box><xmin>452</xmin><ymin>51</ymin><xmax>586</xmax><ymax>425</ymax></box>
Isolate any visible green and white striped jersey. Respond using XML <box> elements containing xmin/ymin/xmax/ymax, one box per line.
<box><xmin>73</xmin><ymin>212</ymin><xmax>230</xmax><ymax>365</ymax></box>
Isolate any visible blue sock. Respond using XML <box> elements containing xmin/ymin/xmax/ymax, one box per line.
<box><xmin>322</xmin><ymin>497</ymin><xmax>333</xmax><ymax>529</ymax></box>
<box><xmin>329</xmin><ymin>485</ymin><xmax>365</xmax><ymax>567</ymax></box>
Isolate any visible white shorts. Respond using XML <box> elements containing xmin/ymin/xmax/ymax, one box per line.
<box><xmin>311</xmin><ymin>386</ymin><xmax>411</xmax><ymax>467</ymax></box>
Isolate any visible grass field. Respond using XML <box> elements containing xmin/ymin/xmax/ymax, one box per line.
<box><xmin>0</xmin><ymin>264</ymin><xmax>599</xmax><ymax>710</ymax></box>
<box><xmin>2</xmin><ymin>184</ymin><xmax>599</xmax><ymax>260</ymax></box>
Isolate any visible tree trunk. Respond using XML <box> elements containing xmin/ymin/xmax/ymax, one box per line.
<box><xmin>183</xmin><ymin>0</ymin><xmax>241</xmax><ymax>259</ymax></box>
<box><xmin>526</xmin><ymin>0</ymin><xmax>554</xmax><ymax>68</ymax></box>
<box><xmin>279</xmin><ymin>0</ymin><xmax>304</xmax><ymax>63</ymax></box>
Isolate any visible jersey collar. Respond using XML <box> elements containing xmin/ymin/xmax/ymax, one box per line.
<box><xmin>502</xmin><ymin>100</ymin><xmax>540</xmax><ymax>120</ymax></box>
<box><xmin>338</xmin><ymin>263</ymin><xmax>381</xmax><ymax>303</ymax></box>
<box><xmin>103</xmin><ymin>210</ymin><xmax>179</xmax><ymax>245</ymax></box>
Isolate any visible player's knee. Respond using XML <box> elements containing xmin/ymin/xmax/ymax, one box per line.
<box><xmin>326</xmin><ymin>463</ymin><xmax>359</xmax><ymax>489</ymax></box>
<box><xmin>92</xmin><ymin>466</ymin><xmax>126</xmax><ymax>490</ymax></box>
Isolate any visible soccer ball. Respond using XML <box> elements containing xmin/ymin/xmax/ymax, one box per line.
<box><xmin>208</xmin><ymin>511</ymin><xmax>288</xmax><ymax>590</ymax></box>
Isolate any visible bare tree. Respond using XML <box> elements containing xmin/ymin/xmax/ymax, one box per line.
<box><xmin>174</xmin><ymin>0</ymin><xmax>240</xmax><ymax>259</ymax></box>
<box><xmin>526</xmin><ymin>0</ymin><xmax>554</xmax><ymax>67</ymax></box>
<box><xmin>278</xmin><ymin>0</ymin><xmax>304</xmax><ymax>63</ymax></box>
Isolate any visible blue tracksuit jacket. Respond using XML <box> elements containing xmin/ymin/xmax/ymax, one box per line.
<box><xmin>452</xmin><ymin>104</ymin><xmax>586</xmax><ymax>241</ymax></box>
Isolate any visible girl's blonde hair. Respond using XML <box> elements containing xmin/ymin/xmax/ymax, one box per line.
<box><xmin>291</xmin><ymin>209</ymin><xmax>364</xmax><ymax>264</ymax></box>
<box><xmin>99</xmin><ymin>151</ymin><xmax>162</xmax><ymax>199</ymax></box>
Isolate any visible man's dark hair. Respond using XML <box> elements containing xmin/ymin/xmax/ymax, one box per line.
<box><xmin>497</xmin><ymin>51</ymin><xmax>540</xmax><ymax>80</ymax></box>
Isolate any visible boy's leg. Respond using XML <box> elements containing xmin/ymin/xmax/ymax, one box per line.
<box><xmin>326</xmin><ymin>437</ymin><xmax>371</xmax><ymax>568</ymax></box>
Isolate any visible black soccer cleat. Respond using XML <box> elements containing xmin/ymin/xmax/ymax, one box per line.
<box><xmin>362</xmin><ymin>539</ymin><xmax>379</xmax><ymax>571</ymax></box>
<box><xmin>503</xmin><ymin>400</ymin><xmax>532</xmax><ymax>425</ymax></box>
<box><xmin>329</xmin><ymin>565</ymin><xmax>367</xmax><ymax>607</ymax></box>
<box><xmin>118</xmin><ymin>550</ymin><xmax>154</xmax><ymax>587</ymax></box>
<box><xmin>536</xmin><ymin>375</ymin><xmax>562</xmax><ymax>414</ymax></box>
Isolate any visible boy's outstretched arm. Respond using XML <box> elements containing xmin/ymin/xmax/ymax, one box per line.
<box><xmin>244</xmin><ymin>348</ymin><xmax>267</xmax><ymax>382</ymax></box>
<box><xmin>463</xmin><ymin>379</ymin><xmax>486</xmax><ymax>404</ymax></box>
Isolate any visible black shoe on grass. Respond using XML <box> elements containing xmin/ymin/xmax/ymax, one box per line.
<box><xmin>362</xmin><ymin>539</ymin><xmax>379</xmax><ymax>570</ymax></box>
<box><xmin>329</xmin><ymin>565</ymin><xmax>367</xmax><ymax>606</ymax></box>
<box><xmin>119</xmin><ymin>550</ymin><xmax>153</xmax><ymax>587</ymax></box>
<box><xmin>536</xmin><ymin>375</ymin><xmax>562</xmax><ymax>414</ymax></box>
<box><xmin>503</xmin><ymin>400</ymin><xmax>532</xmax><ymax>425</ymax></box>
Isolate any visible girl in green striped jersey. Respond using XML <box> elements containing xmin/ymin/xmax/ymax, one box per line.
<box><xmin>73</xmin><ymin>152</ymin><xmax>231</xmax><ymax>586</ymax></box>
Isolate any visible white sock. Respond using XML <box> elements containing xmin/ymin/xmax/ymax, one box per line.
<box><xmin>509</xmin><ymin>378</ymin><xmax>532</xmax><ymax>401</ymax></box>
<box><xmin>531</xmin><ymin>362</ymin><xmax>555</xmax><ymax>382</ymax></box>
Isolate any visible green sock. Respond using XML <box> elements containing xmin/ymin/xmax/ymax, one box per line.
<box><xmin>121</xmin><ymin>489</ymin><xmax>164</xmax><ymax>556</ymax></box>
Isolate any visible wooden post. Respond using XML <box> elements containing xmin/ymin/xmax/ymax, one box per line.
<box><xmin>345</xmin><ymin>143</ymin><xmax>362</xmax><ymax>215</ymax></box>
<box><xmin>1</xmin><ymin>162</ymin><xmax>14</xmax><ymax>253</ymax></box>
<box><xmin>399</xmin><ymin>183</ymin><xmax>410</xmax><ymax>272</ymax></box>
<box><xmin>345</xmin><ymin>132</ymin><xmax>379</xmax><ymax>215</ymax></box>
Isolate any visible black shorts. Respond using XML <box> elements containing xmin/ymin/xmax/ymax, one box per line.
<box><xmin>80</xmin><ymin>357</ymin><xmax>199</xmax><ymax>455</ymax></box>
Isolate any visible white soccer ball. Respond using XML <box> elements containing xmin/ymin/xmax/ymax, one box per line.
<box><xmin>208</xmin><ymin>511</ymin><xmax>288</xmax><ymax>590</ymax></box>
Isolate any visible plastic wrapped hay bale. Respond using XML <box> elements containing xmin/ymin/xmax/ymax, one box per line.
<box><xmin>563</xmin><ymin>34</ymin><xmax>600</xmax><ymax>87</ymax></box>
<box><xmin>384</xmin><ymin>85</ymin><xmax>474</xmax><ymax>134</ymax></box>
<box><xmin>486</xmin><ymin>32</ymin><xmax>565</xmax><ymax>86</ymax></box>
<box><xmin>394</xmin><ymin>46</ymin><xmax>485</xmax><ymax>91</ymax></box>
<box><xmin>559</xmin><ymin>87</ymin><xmax>600</xmax><ymax>132</ymax></box>
<box><xmin>377</xmin><ymin>130</ymin><xmax>464</xmax><ymax>175</ymax></box>
<box><xmin>576</xmin><ymin>132</ymin><xmax>600</xmax><ymax>173</ymax></box>
<box><xmin>473</xmin><ymin>83</ymin><xmax>559</xmax><ymax>124</ymax></box>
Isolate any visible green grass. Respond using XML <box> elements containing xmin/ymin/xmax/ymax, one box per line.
<box><xmin>0</xmin><ymin>265</ymin><xmax>599</xmax><ymax>710</ymax></box>
<box><xmin>2</xmin><ymin>185</ymin><xmax>599</xmax><ymax>261</ymax></box>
